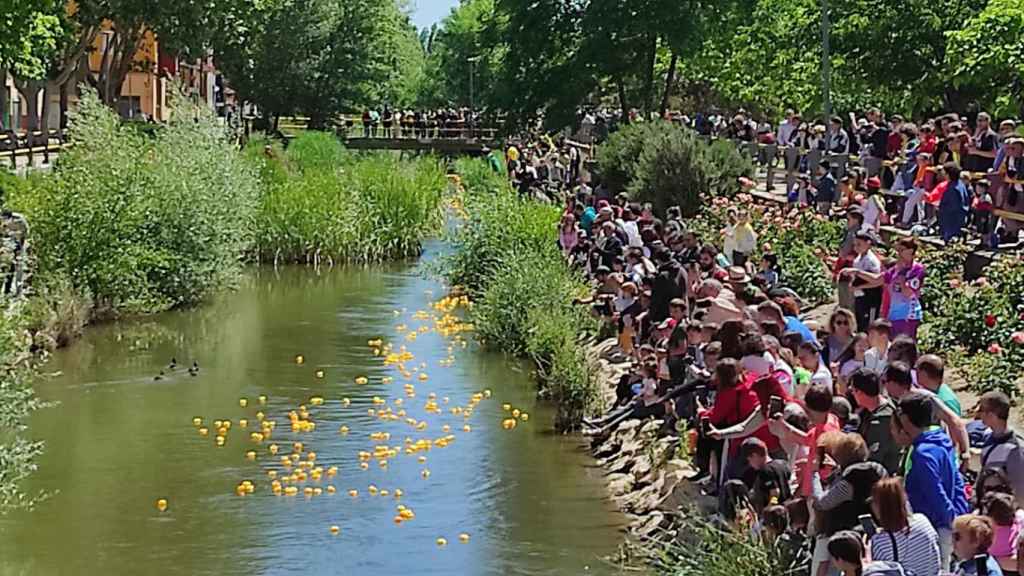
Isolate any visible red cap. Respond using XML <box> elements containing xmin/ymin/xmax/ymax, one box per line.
<box><xmin>866</xmin><ymin>177</ymin><xmax>882</xmax><ymax>189</ymax></box>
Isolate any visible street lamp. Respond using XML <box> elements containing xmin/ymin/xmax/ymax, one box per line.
<box><xmin>468</xmin><ymin>55</ymin><xmax>482</xmax><ymax>140</ymax></box>
<box><xmin>821</xmin><ymin>0</ymin><xmax>831</xmax><ymax>118</ymax></box>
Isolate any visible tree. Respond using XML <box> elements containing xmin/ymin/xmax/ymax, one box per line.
<box><xmin>0</xmin><ymin>0</ymin><xmax>64</xmax><ymax>130</ymax></box>
<box><xmin>417</xmin><ymin>0</ymin><xmax>504</xmax><ymax>108</ymax></box>
<box><xmin>946</xmin><ymin>0</ymin><xmax>1024</xmax><ymax>118</ymax></box>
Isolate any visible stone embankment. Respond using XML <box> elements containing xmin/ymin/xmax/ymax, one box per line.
<box><xmin>584</xmin><ymin>339</ymin><xmax>714</xmax><ymax>539</ymax></box>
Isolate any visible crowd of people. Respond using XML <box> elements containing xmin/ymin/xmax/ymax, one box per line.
<box><xmin>544</xmin><ymin>108</ymin><xmax>1024</xmax><ymax>576</ymax></box>
<box><xmin>695</xmin><ymin>108</ymin><xmax>1023</xmax><ymax>247</ymax></box>
<box><xmin>353</xmin><ymin>107</ymin><xmax>486</xmax><ymax>140</ymax></box>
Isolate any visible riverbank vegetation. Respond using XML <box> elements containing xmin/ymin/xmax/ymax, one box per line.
<box><xmin>247</xmin><ymin>132</ymin><xmax>446</xmax><ymax>264</ymax></box>
<box><xmin>443</xmin><ymin>159</ymin><xmax>599</xmax><ymax>429</ymax></box>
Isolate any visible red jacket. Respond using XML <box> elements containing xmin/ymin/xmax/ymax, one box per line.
<box><xmin>705</xmin><ymin>373</ymin><xmax>782</xmax><ymax>456</ymax></box>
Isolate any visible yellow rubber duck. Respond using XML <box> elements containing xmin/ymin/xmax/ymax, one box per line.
<box><xmin>238</xmin><ymin>418</ymin><xmax>248</xmax><ymax>428</ymax></box>
<box><xmin>458</xmin><ymin>533</ymin><xmax>470</xmax><ymax>543</ymax></box>
<box><xmin>267</xmin><ymin>470</ymin><xmax>277</xmax><ymax>479</ymax></box>
<box><xmin>463</xmin><ymin>425</ymin><xmax>471</xmax><ymax>433</ymax></box>
<box><xmin>502</xmin><ymin>418</ymin><xmax>517</xmax><ymax>430</ymax></box>
<box><xmin>269</xmin><ymin>443</ymin><xmax>279</xmax><ymax>455</ymax></box>
<box><xmin>354</xmin><ymin>376</ymin><xmax>368</xmax><ymax>385</ymax></box>
<box><xmin>348</xmin><ymin>489</ymin><xmax>358</xmax><ymax>498</ymax></box>
<box><xmin>192</xmin><ymin>417</ymin><xmax>202</xmax><ymax>427</ymax></box>
<box><xmin>239</xmin><ymin>398</ymin><xmax>248</xmax><ymax>408</ymax></box>
<box><xmin>156</xmin><ymin>498</ymin><xmax>168</xmax><ymax>512</ymax></box>
<box><xmin>295</xmin><ymin>355</ymin><xmax>304</xmax><ymax>365</ymax></box>
<box><xmin>330</xmin><ymin>525</ymin><xmax>340</xmax><ymax>535</ymax></box>
<box><xmin>368</xmin><ymin>485</ymin><xmax>378</xmax><ymax>496</ymax></box>
<box><xmin>502</xmin><ymin>404</ymin><xmax>511</xmax><ymax>412</ymax></box>
<box><xmin>359</xmin><ymin>462</ymin><xmax>369</xmax><ymax>470</ymax></box>
<box><xmin>436</xmin><ymin>537</ymin><xmax>447</xmax><ymax>547</ymax></box>
<box><xmin>520</xmin><ymin>413</ymin><xmax>529</xmax><ymax>422</ymax></box>
<box><xmin>326</xmin><ymin>485</ymin><xmax>336</xmax><ymax>494</ymax></box>
<box><xmin>258</xmin><ymin>395</ymin><xmax>267</xmax><ymax>405</ymax></box>
<box><xmin>339</xmin><ymin>425</ymin><xmax>349</xmax><ymax>435</ymax></box>
<box><xmin>245</xmin><ymin>450</ymin><xmax>257</xmax><ymax>461</ymax></box>
<box><xmin>421</xmin><ymin>469</ymin><xmax>431</xmax><ymax>479</ymax></box>
<box><xmin>215</xmin><ymin>436</ymin><xmax>226</xmax><ymax>446</ymax></box>
<box><xmin>199</xmin><ymin>427</ymin><xmax>209</xmax><ymax>436</ymax></box>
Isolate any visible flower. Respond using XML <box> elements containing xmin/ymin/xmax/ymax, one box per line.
<box><xmin>985</xmin><ymin>314</ymin><xmax>998</xmax><ymax>328</ymax></box>
<box><xmin>1012</xmin><ymin>331</ymin><xmax>1024</xmax><ymax>345</ymax></box>
<box><xmin>988</xmin><ymin>343</ymin><xmax>1003</xmax><ymax>355</ymax></box>
<box><xmin>949</xmin><ymin>279</ymin><xmax>961</xmax><ymax>289</ymax></box>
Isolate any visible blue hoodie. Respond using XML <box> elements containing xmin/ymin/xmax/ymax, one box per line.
<box><xmin>905</xmin><ymin>428</ymin><xmax>969</xmax><ymax>530</ymax></box>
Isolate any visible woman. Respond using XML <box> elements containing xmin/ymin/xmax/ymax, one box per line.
<box><xmin>700</xmin><ymin>358</ymin><xmax>762</xmax><ymax>481</ymax></box>
<box><xmin>833</xmin><ymin>333</ymin><xmax>868</xmax><ymax>396</ymax></box>
<box><xmin>824</xmin><ymin>308</ymin><xmax>857</xmax><ymax>366</ymax></box>
<box><xmin>952</xmin><ymin>514</ymin><xmax>1005</xmax><ymax>576</ymax></box>
<box><xmin>868</xmin><ymin>477</ymin><xmax>942</xmax><ymax>576</ymax></box>
<box><xmin>855</xmin><ymin>237</ymin><xmax>925</xmax><ymax>340</ymax></box>
<box><xmin>558</xmin><ymin>213</ymin><xmax>579</xmax><ymax>258</ymax></box>
<box><xmin>828</xmin><ymin>531</ymin><xmax>905</xmax><ymax>576</ymax></box>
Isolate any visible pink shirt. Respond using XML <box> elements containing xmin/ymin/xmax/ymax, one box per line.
<box><xmin>798</xmin><ymin>413</ymin><xmax>841</xmax><ymax>497</ymax></box>
<box><xmin>990</xmin><ymin>510</ymin><xmax>1024</xmax><ymax>559</ymax></box>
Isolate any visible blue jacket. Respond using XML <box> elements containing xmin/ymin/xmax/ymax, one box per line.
<box><xmin>905</xmin><ymin>428</ymin><xmax>969</xmax><ymax>530</ymax></box>
<box><xmin>938</xmin><ymin>180</ymin><xmax>970</xmax><ymax>241</ymax></box>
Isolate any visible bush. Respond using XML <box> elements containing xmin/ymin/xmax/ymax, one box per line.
<box><xmin>443</xmin><ymin>158</ymin><xmax>599</xmax><ymax>429</ymax></box>
<box><xmin>596</xmin><ymin>121</ymin><xmax>753</xmax><ymax>216</ymax></box>
<box><xmin>0</xmin><ymin>307</ymin><xmax>44</xmax><ymax>512</ymax></box>
<box><xmin>250</xmin><ymin>132</ymin><xmax>446</xmax><ymax>263</ymax></box>
<box><xmin>8</xmin><ymin>88</ymin><xmax>260</xmax><ymax>315</ymax></box>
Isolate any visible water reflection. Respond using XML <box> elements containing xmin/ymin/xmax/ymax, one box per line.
<box><xmin>0</xmin><ymin>243</ymin><xmax>628</xmax><ymax>575</ymax></box>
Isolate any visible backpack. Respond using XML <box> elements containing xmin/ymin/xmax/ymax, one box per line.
<box><xmin>862</xmin><ymin>561</ymin><xmax>907</xmax><ymax>576</ymax></box>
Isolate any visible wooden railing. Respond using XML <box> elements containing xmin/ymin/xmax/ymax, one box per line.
<box><xmin>0</xmin><ymin>129</ymin><xmax>70</xmax><ymax>169</ymax></box>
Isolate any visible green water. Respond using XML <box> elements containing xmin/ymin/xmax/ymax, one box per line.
<box><xmin>0</xmin><ymin>242</ymin><xmax>629</xmax><ymax>576</ymax></box>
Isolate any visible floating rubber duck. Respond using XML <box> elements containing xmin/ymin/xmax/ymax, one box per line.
<box><xmin>354</xmin><ymin>376</ymin><xmax>368</xmax><ymax>385</ymax></box>
<box><xmin>258</xmin><ymin>395</ymin><xmax>267</xmax><ymax>405</ymax></box>
<box><xmin>326</xmin><ymin>485</ymin><xmax>336</xmax><ymax>494</ymax></box>
<box><xmin>463</xmin><ymin>425</ymin><xmax>471</xmax><ymax>433</ymax></box>
<box><xmin>215</xmin><ymin>436</ymin><xmax>226</xmax><ymax>446</ymax></box>
<box><xmin>315</xmin><ymin>370</ymin><xmax>324</xmax><ymax>379</ymax></box>
<box><xmin>330</xmin><ymin>525</ymin><xmax>340</xmax><ymax>535</ymax></box>
<box><xmin>436</xmin><ymin>537</ymin><xmax>447</xmax><ymax>547</ymax></box>
<box><xmin>198</xmin><ymin>427</ymin><xmax>209</xmax><ymax>436</ymax></box>
<box><xmin>295</xmin><ymin>354</ymin><xmax>304</xmax><ymax>365</ymax></box>
<box><xmin>245</xmin><ymin>450</ymin><xmax>256</xmax><ymax>461</ymax></box>
<box><xmin>512</xmin><ymin>409</ymin><xmax>520</xmax><ymax>418</ymax></box>
<box><xmin>458</xmin><ymin>533</ymin><xmax>470</xmax><ymax>544</ymax></box>
<box><xmin>502</xmin><ymin>404</ymin><xmax>511</xmax><ymax>412</ymax></box>
<box><xmin>156</xmin><ymin>498</ymin><xmax>168</xmax><ymax>512</ymax></box>
<box><xmin>368</xmin><ymin>485</ymin><xmax>378</xmax><ymax>496</ymax></box>
<box><xmin>520</xmin><ymin>413</ymin><xmax>529</xmax><ymax>422</ymax></box>
<box><xmin>341</xmin><ymin>398</ymin><xmax>351</xmax><ymax>407</ymax></box>
<box><xmin>239</xmin><ymin>398</ymin><xmax>248</xmax><ymax>408</ymax></box>
<box><xmin>348</xmin><ymin>489</ymin><xmax>358</xmax><ymax>498</ymax></box>
<box><xmin>192</xmin><ymin>417</ymin><xmax>202</xmax><ymax>427</ymax></box>
<box><xmin>421</xmin><ymin>469</ymin><xmax>430</xmax><ymax>479</ymax></box>
<box><xmin>502</xmin><ymin>418</ymin><xmax>517</xmax><ymax>430</ymax></box>
<box><xmin>239</xmin><ymin>418</ymin><xmax>248</xmax><ymax>428</ymax></box>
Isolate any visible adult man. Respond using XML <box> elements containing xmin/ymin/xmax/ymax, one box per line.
<box><xmin>899</xmin><ymin>391</ymin><xmax>970</xmax><ymax>569</ymax></box>
<box><xmin>849</xmin><ymin>368</ymin><xmax>900</xmax><ymax>474</ymax></box>
<box><xmin>777</xmin><ymin>110</ymin><xmax>800</xmax><ymax>147</ymax></box>
<box><xmin>974</xmin><ymin>390</ymin><xmax>1024</xmax><ymax>505</ymax></box>
<box><xmin>827</xmin><ymin>116</ymin><xmax>850</xmax><ymax>155</ymax></box>
<box><xmin>649</xmin><ymin>250</ymin><xmax>684</xmax><ymax>322</ymax></box>
<box><xmin>882</xmin><ymin>362</ymin><xmax>970</xmax><ymax>459</ymax></box>
<box><xmin>916</xmin><ymin>354</ymin><xmax>961</xmax><ymax>417</ymax></box>
<box><xmin>697</xmin><ymin>245</ymin><xmax>728</xmax><ymax>282</ymax></box>
<box><xmin>839</xmin><ymin>231</ymin><xmax>883</xmax><ymax>332</ymax></box>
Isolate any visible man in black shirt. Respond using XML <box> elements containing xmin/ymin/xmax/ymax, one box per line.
<box><xmin>849</xmin><ymin>368</ymin><xmax>901</xmax><ymax>475</ymax></box>
<box><xmin>742</xmin><ymin>437</ymin><xmax>793</xmax><ymax>512</ymax></box>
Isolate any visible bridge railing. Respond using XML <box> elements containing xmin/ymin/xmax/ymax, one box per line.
<box><xmin>277</xmin><ymin>116</ymin><xmax>504</xmax><ymax>142</ymax></box>
<box><xmin>0</xmin><ymin>129</ymin><xmax>70</xmax><ymax>170</ymax></box>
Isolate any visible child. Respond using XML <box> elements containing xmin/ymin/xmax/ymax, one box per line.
<box><xmin>756</xmin><ymin>253</ymin><xmax>781</xmax><ymax>291</ymax></box>
<box><xmin>863</xmin><ymin>319</ymin><xmax>891</xmax><ymax>374</ymax></box>
<box><xmin>982</xmin><ymin>491</ymin><xmax>1023</xmax><ymax>575</ymax></box>
<box><xmin>972</xmin><ymin>180</ymin><xmax>995</xmax><ymax>246</ymax></box>
<box><xmin>731</xmin><ymin>210</ymin><xmax>758</xmax><ymax>268</ymax></box>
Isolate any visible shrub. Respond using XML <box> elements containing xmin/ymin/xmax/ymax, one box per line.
<box><xmin>0</xmin><ymin>307</ymin><xmax>44</xmax><ymax>512</ymax></box>
<box><xmin>8</xmin><ymin>88</ymin><xmax>260</xmax><ymax>315</ymax></box>
<box><xmin>596</xmin><ymin>121</ymin><xmax>753</xmax><ymax>216</ymax></box>
<box><xmin>443</xmin><ymin>158</ymin><xmax>599</xmax><ymax>429</ymax></box>
<box><xmin>250</xmin><ymin>132</ymin><xmax>446</xmax><ymax>263</ymax></box>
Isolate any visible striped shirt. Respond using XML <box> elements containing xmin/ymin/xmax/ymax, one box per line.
<box><xmin>869</xmin><ymin>513</ymin><xmax>942</xmax><ymax>576</ymax></box>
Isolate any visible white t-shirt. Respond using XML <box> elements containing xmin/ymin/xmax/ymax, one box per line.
<box><xmin>864</xmin><ymin>346</ymin><xmax>888</xmax><ymax>374</ymax></box>
<box><xmin>862</xmin><ymin>196</ymin><xmax>884</xmax><ymax>229</ymax></box>
<box><xmin>621</xmin><ymin>220</ymin><xmax>643</xmax><ymax>247</ymax></box>
<box><xmin>811</xmin><ymin>362</ymin><xmax>833</xmax><ymax>389</ymax></box>
<box><xmin>853</xmin><ymin>250</ymin><xmax>882</xmax><ymax>297</ymax></box>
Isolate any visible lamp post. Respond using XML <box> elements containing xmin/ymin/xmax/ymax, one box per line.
<box><xmin>468</xmin><ymin>55</ymin><xmax>482</xmax><ymax>140</ymax></box>
<box><xmin>821</xmin><ymin>0</ymin><xmax>831</xmax><ymax>118</ymax></box>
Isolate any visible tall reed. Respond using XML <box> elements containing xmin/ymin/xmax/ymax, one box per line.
<box><xmin>249</xmin><ymin>132</ymin><xmax>446</xmax><ymax>263</ymax></box>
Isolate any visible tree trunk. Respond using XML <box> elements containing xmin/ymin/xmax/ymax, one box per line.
<box><xmin>642</xmin><ymin>34</ymin><xmax>658</xmax><ymax>115</ymax></box>
<box><xmin>0</xmin><ymin>66</ymin><xmax>7</xmax><ymax>131</ymax></box>
<box><xmin>617</xmin><ymin>80</ymin><xmax>629</xmax><ymax>123</ymax></box>
<box><xmin>14</xmin><ymin>78</ymin><xmax>44</xmax><ymax>147</ymax></box>
<box><xmin>95</xmin><ymin>24</ymin><xmax>146</xmax><ymax>112</ymax></box>
<box><xmin>59</xmin><ymin>81</ymin><xmax>69</xmax><ymax>130</ymax></box>
<box><xmin>659</xmin><ymin>50</ymin><xmax>679</xmax><ymax>117</ymax></box>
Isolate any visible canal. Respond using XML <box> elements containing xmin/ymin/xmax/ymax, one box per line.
<box><xmin>0</xmin><ymin>241</ymin><xmax>628</xmax><ymax>575</ymax></box>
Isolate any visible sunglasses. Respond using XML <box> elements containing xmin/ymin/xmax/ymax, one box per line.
<box><xmin>834</xmin><ymin>320</ymin><xmax>850</xmax><ymax>326</ymax></box>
